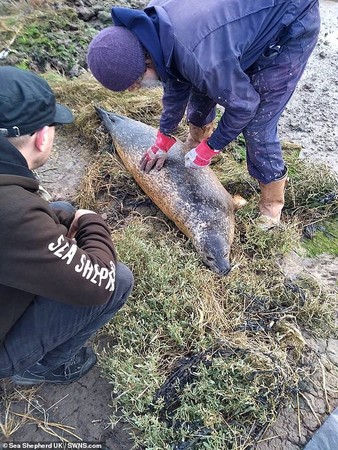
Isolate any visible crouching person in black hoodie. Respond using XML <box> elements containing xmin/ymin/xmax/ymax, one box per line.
<box><xmin>0</xmin><ymin>66</ymin><xmax>134</xmax><ymax>385</ymax></box>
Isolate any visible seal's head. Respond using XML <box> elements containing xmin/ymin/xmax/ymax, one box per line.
<box><xmin>198</xmin><ymin>233</ymin><xmax>231</xmax><ymax>275</ymax></box>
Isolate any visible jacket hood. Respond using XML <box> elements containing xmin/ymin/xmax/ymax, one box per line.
<box><xmin>111</xmin><ymin>7</ymin><xmax>170</xmax><ymax>83</ymax></box>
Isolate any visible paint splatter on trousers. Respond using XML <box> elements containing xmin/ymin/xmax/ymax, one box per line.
<box><xmin>187</xmin><ymin>1</ymin><xmax>320</xmax><ymax>184</ymax></box>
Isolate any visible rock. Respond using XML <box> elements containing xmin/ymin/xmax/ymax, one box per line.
<box><xmin>326</xmin><ymin>339</ymin><xmax>338</xmax><ymax>367</ymax></box>
<box><xmin>302</xmin><ymin>83</ymin><xmax>315</xmax><ymax>92</ymax></box>
<box><xmin>77</xmin><ymin>6</ymin><xmax>96</xmax><ymax>21</ymax></box>
<box><xmin>97</xmin><ymin>10</ymin><xmax>113</xmax><ymax>24</ymax></box>
<box><xmin>69</xmin><ymin>64</ymin><xmax>86</xmax><ymax>78</ymax></box>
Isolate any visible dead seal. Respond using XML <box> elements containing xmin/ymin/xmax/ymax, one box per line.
<box><xmin>96</xmin><ymin>107</ymin><xmax>235</xmax><ymax>275</ymax></box>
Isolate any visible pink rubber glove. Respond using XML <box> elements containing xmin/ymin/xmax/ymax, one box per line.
<box><xmin>140</xmin><ymin>130</ymin><xmax>176</xmax><ymax>173</ymax></box>
<box><xmin>184</xmin><ymin>139</ymin><xmax>220</xmax><ymax>169</ymax></box>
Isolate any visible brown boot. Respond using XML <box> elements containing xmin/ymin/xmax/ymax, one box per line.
<box><xmin>185</xmin><ymin>122</ymin><xmax>214</xmax><ymax>150</ymax></box>
<box><xmin>258</xmin><ymin>173</ymin><xmax>288</xmax><ymax>230</ymax></box>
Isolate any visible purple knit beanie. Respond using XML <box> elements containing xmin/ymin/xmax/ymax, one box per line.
<box><xmin>87</xmin><ymin>27</ymin><xmax>146</xmax><ymax>91</ymax></box>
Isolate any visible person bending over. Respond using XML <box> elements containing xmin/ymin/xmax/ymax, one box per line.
<box><xmin>87</xmin><ymin>0</ymin><xmax>320</xmax><ymax>230</ymax></box>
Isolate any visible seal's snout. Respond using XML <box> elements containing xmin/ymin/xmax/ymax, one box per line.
<box><xmin>218</xmin><ymin>263</ymin><xmax>231</xmax><ymax>276</ymax></box>
<box><xmin>214</xmin><ymin>259</ymin><xmax>231</xmax><ymax>276</ymax></box>
<box><xmin>201</xmin><ymin>237</ymin><xmax>232</xmax><ymax>276</ymax></box>
<box><xmin>202</xmin><ymin>254</ymin><xmax>231</xmax><ymax>276</ymax></box>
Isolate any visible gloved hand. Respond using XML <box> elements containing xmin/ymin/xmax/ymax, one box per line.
<box><xmin>140</xmin><ymin>130</ymin><xmax>176</xmax><ymax>173</ymax></box>
<box><xmin>184</xmin><ymin>139</ymin><xmax>220</xmax><ymax>169</ymax></box>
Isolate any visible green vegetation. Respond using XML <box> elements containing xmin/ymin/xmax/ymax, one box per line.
<box><xmin>97</xmin><ymin>215</ymin><xmax>335</xmax><ymax>449</ymax></box>
<box><xmin>49</xmin><ymin>77</ymin><xmax>337</xmax><ymax>448</ymax></box>
<box><xmin>303</xmin><ymin>219</ymin><xmax>338</xmax><ymax>257</ymax></box>
<box><xmin>2</xmin><ymin>1</ymin><xmax>336</xmax><ymax>445</ymax></box>
<box><xmin>0</xmin><ymin>3</ymin><xmax>97</xmax><ymax>74</ymax></box>
<box><xmin>62</xmin><ymin>83</ymin><xmax>336</xmax><ymax>445</ymax></box>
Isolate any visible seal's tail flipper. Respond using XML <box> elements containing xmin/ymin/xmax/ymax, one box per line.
<box><xmin>233</xmin><ymin>194</ymin><xmax>247</xmax><ymax>211</ymax></box>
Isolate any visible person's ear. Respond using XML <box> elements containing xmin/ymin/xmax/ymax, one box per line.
<box><xmin>34</xmin><ymin>126</ymin><xmax>50</xmax><ymax>152</ymax></box>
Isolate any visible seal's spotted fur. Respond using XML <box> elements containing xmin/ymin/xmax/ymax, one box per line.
<box><xmin>97</xmin><ymin>108</ymin><xmax>235</xmax><ymax>275</ymax></box>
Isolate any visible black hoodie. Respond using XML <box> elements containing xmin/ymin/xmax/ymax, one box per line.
<box><xmin>0</xmin><ymin>137</ymin><xmax>117</xmax><ymax>344</ymax></box>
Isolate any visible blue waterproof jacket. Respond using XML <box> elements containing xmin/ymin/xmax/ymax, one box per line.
<box><xmin>112</xmin><ymin>0</ymin><xmax>317</xmax><ymax>149</ymax></box>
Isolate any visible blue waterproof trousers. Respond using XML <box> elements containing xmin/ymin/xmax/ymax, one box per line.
<box><xmin>186</xmin><ymin>1</ymin><xmax>320</xmax><ymax>184</ymax></box>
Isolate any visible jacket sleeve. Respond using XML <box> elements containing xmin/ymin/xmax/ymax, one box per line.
<box><xmin>52</xmin><ymin>208</ymin><xmax>75</xmax><ymax>229</ymax></box>
<box><xmin>198</xmin><ymin>56</ymin><xmax>261</xmax><ymax>150</ymax></box>
<box><xmin>0</xmin><ymin>196</ymin><xmax>118</xmax><ymax>307</ymax></box>
<box><xmin>159</xmin><ymin>78</ymin><xmax>191</xmax><ymax>135</ymax></box>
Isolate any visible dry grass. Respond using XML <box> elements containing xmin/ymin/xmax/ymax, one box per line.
<box><xmin>0</xmin><ymin>381</ymin><xmax>81</xmax><ymax>442</ymax></box>
<box><xmin>1</xmin><ymin>1</ymin><xmax>335</xmax><ymax>445</ymax></box>
<box><xmin>59</xmin><ymin>76</ymin><xmax>337</xmax><ymax>449</ymax></box>
<box><xmin>1</xmin><ymin>71</ymin><xmax>337</xmax><ymax>446</ymax></box>
<box><xmin>52</xmin><ymin>76</ymin><xmax>165</xmax><ymax>147</ymax></box>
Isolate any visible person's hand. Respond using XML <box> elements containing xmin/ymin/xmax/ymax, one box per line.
<box><xmin>184</xmin><ymin>139</ymin><xmax>220</xmax><ymax>169</ymax></box>
<box><xmin>67</xmin><ymin>209</ymin><xmax>97</xmax><ymax>239</ymax></box>
<box><xmin>140</xmin><ymin>130</ymin><xmax>176</xmax><ymax>173</ymax></box>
